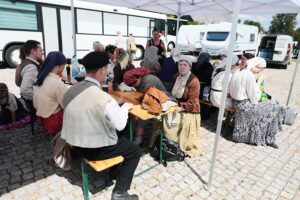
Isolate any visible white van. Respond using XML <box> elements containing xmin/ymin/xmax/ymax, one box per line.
<box><xmin>201</xmin><ymin>22</ymin><xmax>258</xmax><ymax>56</ymax></box>
<box><xmin>257</xmin><ymin>34</ymin><xmax>293</xmax><ymax>69</ymax></box>
<box><xmin>177</xmin><ymin>25</ymin><xmax>207</xmax><ymax>52</ymax></box>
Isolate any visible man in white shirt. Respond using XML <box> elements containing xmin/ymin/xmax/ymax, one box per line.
<box><xmin>61</xmin><ymin>51</ymin><xmax>141</xmax><ymax>200</ymax></box>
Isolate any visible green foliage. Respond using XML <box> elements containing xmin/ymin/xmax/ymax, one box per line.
<box><xmin>187</xmin><ymin>21</ymin><xmax>205</xmax><ymax>25</ymax></box>
<box><xmin>268</xmin><ymin>14</ymin><xmax>297</xmax><ymax>36</ymax></box>
<box><xmin>293</xmin><ymin>27</ymin><xmax>300</xmax><ymax>41</ymax></box>
<box><xmin>243</xmin><ymin>19</ymin><xmax>264</xmax><ymax>33</ymax></box>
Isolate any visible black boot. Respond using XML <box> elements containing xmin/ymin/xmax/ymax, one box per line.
<box><xmin>111</xmin><ymin>191</ymin><xmax>139</xmax><ymax>200</ymax></box>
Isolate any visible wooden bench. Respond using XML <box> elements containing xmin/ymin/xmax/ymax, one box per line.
<box><xmin>199</xmin><ymin>100</ymin><xmax>235</xmax><ymax>136</ymax></box>
<box><xmin>81</xmin><ymin>156</ymin><xmax>124</xmax><ymax>200</ymax></box>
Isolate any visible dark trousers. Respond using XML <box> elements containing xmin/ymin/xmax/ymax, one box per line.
<box><xmin>73</xmin><ymin>137</ymin><xmax>142</xmax><ymax>192</ymax></box>
<box><xmin>22</xmin><ymin>98</ymin><xmax>36</xmax><ymax>117</ymax></box>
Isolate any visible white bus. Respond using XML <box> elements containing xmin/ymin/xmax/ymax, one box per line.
<box><xmin>165</xmin><ymin>18</ymin><xmax>188</xmax><ymax>51</ymax></box>
<box><xmin>0</xmin><ymin>0</ymin><xmax>167</xmax><ymax>68</ymax></box>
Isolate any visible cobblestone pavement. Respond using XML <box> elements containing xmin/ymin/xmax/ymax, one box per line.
<box><xmin>0</xmin><ymin>61</ymin><xmax>299</xmax><ymax>199</ymax></box>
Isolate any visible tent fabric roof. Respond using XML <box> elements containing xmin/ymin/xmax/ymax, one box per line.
<box><xmin>80</xmin><ymin>0</ymin><xmax>300</xmax><ymax>16</ymax></box>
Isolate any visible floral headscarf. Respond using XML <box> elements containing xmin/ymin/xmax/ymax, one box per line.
<box><xmin>114</xmin><ymin>48</ymin><xmax>129</xmax><ymax>70</ymax></box>
<box><xmin>123</xmin><ymin>67</ymin><xmax>150</xmax><ymax>86</ymax></box>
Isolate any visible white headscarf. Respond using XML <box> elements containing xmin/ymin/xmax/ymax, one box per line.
<box><xmin>171</xmin><ymin>48</ymin><xmax>180</xmax><ymax>62</ymax></box>
<box><xmin>247</xmin><ymin>57</ymin><xmax>267</xmax><ymax>70</ymax></box>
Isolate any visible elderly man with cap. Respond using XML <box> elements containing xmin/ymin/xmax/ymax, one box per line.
<box><xmin>60</xmin><ymin>51</ymin><xmax>142</xmax><ymax>200</ymax></box>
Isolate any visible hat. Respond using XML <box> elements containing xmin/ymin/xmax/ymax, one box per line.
<box><xmin>114</xmin><ymin>48</ymin><xmax>129</xmax><ymax>70</ymax></box>
<box><xmin>123</xmin><ymin>67</ymin><xmax>150</xmax><ymax>86</ymax></box>
<box><xmin>81</xmin><ymin>51</ymin><xmax>109</xmax><ymax>70</ymax></box>
<box><xmin>247</xmin><ymin>57</ymin><xmax>266</xmax><ymax>69</ymax></box>
<box><xmin>178</xmin><ymin>55</ymin><xmax>193</xmax><ymax>66</ymax></box>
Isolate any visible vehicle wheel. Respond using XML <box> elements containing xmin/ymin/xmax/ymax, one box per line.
<box><xmin>134</xmin><ymin>45</ymin><xmax>144</xmax><ymax>61</ymax></box>
<box><xmin>167</xmin><ymin>42</ymin><xmax>175</xmax><ymax>51</ymax></box>
<box><xmin>282</xmin><ymin>64</ymin><xmax>287</xmax><ymax>69</ymax></box>
<box><xmin>4</xmin><ymin>44</ymin><xmax>23</xmax><ymax>68</ymax></box>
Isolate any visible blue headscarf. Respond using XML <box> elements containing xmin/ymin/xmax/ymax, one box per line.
<box><xmin>36</xmin><ymin>51</ymin><xmax>66</xmax><ymax>86</ymax></box>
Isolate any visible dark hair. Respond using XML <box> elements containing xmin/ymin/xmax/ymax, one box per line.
<box><xmin>23</xmin><ymin>40</ymin><xmax>41</xmax><ymax>56</ymax></box>
<box><xmin>105</xmin><ymin>45</ymin><xmax>117</xmax><ymax>54</ymax></box>
<box><xmin>0</xmin><ymin>83</ymin><xmax>9</xmax><ymax>103</ymax></box>
<box><xmin>19</xmin><ymin>45</ymin><xmax>26</xmax><ymax>60</ymax></box>
<box><xmin>243</xmin><ymin>53</ymin><xmax>255</xmax><ymax>60</ymax></box>
<box><xmin>152</xmin><ymin>27</ymin><xmax>159</xmax><ymax>33</ymax></box>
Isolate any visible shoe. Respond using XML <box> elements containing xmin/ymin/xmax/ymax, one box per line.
<box><xmin>267</xmin><ymin>143</ymin><xmax>279</xmax><ymax>149</ymax></box>
<box><xmin>111</xmin><ymin>191</ymin><xmax>139</xmax><ymax>200</ymax></box>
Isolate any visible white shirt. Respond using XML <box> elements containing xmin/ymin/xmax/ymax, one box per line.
<box><xmin>85</xmin><ymin>76</ymin><xmax>128</xmax><ymax>131</ymax></box>
<box><xmin>229</xmin><ymin>69</ymin><xmax>261</xmax><ymax>104</ymax></box>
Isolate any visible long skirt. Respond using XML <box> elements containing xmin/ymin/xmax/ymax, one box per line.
<box><xmin>164</xmin><ymin>112</ymin><xmax>202</xmax><ymax>157</ymax></box>
<box><xmin>38</xmin><ymin>110</ymin><xmax>63</xmax><ymax>135</ymax></box>
<box><xmin>232</xmin><ymin>99</ymin><xmax>281</xmax><ymax>146</ymax></box>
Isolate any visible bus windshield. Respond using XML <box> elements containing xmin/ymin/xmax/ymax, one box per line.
<box><xmin>206</xmin><ymin>32</ymin><xmax>229</xmax><ymax>41</ymax></box>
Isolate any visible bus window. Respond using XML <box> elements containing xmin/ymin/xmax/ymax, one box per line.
<box><xmin>103</xmin><ymin>13</ymin><xmax>127</xmax><ymax>35</ymax></box>
<box><xmin>77</xmin><ymin>9</ymin><xmax>102</xmax><ymax>34</ymax></box>
<box><xmin>128</xmin><ymin>16</ymin><xmax>149</xmax><ymax>37</ymax></box>
<box><xmin>0</xmin><ymin>0</ymin><xmax>38</xmax><ymax>31</ymax></box>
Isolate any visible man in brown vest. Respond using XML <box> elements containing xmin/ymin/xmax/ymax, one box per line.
<box><xmin>15</xmin><ymin>40</ymin><xmax>43</xmax><ymax>115</ymax></box>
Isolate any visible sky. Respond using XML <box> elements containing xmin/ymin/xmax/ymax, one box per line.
<box><xmin>239</xmin><ymin>13</ymin><xmax>300</xmax><ymax>31</ymax></box>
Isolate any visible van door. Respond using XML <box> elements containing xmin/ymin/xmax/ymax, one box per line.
<box><xmin>273</xmin><ymin>36</ymin><xmax>288</xmax><ymax>62</ymax></box>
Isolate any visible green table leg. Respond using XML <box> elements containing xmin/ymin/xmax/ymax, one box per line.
<box><xmin>159</xmin><ymin>118</ymin><xmax>163</xmax><ymax>164</ymax></box>
<box><xmin>129</xmin><ymin>120</ymin><xmax>133</xmax><ymax>142</ymax></box>
<box><xmin>81</xmin><ymin>160</ymin><xmax>89</xmax><ymax>200</ymax></box>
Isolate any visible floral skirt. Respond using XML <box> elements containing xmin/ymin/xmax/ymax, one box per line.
<box><xmin>232</xmin><ymin>99</ymin><xmax>282</xmax><ymax>146</ymax></box>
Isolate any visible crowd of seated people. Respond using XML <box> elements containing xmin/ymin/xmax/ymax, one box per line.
<box><xmin>3</xmin><ymin>31</ymin><xmax>288</xmax><ymax>200</ymax></box>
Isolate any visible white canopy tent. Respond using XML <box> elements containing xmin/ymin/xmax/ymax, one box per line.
<box><xmin>72</xmin><ymin>0</ymin><xmax>300</xmax><ymax>189</ymax></box>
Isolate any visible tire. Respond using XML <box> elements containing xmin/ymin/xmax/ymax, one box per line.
<box><xmin>134</xmin><ymin>45</ymin><xmax>144</xmax><ymax>61</ymax></box>
<box><xmin>167</xmin><ymin>42</ymin><xmax>175</xmax><ymax>51</ymax></box>
<box><xmin>4</xmin><ymin>44</ymin><xmax>23</xmax><ymax>68</ymax></box>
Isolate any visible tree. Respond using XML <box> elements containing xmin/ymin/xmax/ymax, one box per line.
<box><xmin>243</xmin><ymin>19</ymin><xmax>264</xmax><ymax>33</ymax></box>
<box><xmin>268</xmin><ymin>14</ymin><xmax>297</xmax><ymax>36</ymax></box>
<box><xmin>294</xmin><ymin>27</ymin><xmax>300</xmax><ymax>42</ymax></box>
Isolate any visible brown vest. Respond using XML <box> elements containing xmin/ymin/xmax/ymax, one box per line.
<box><xmin>15</xmin><ymin>58</ymin><xmax>39</xmax><ymax>87</ymax></box>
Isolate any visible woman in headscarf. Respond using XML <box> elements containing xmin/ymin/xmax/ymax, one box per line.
<box><xmin>169</xmin><ymin>55</ymin><xmax>202</xmax><ymax>157</ymax></box>
<box><xmin>123</xmin><ymin>67</ymin><xmax>168</xmax><ymax>146</ymax></box>
<box><xmin>246</xmin><ymin>57</ymin><xmax>271</xmax><ymax>101</ymax></box>
<box><xmin>210</xmin><ymin>55</ymin><xmax>239</xmax><ymax>108</ymax></box>
<box><xmin>193</xmin><ymin>52</ymin><xmax>214</xmax><ymax>120</ymax></box>
<box><xmin>123</xmin><ymin>67</ymin><xmax>168</xmax><ymax>94</ymax></box>
<box><xmin>140</xmin><ymin>46</ymin><xmax>161</xmax><ymax>76</ymax></box>
<box><xmin>33</xmin><ymin>51</ymin><xmax>68</xmax><ymax>134</ymax></box>
<box><xmin>113</xmin><ymin>48</ymin><xmax>135</xmax><ymax>85</ymax></box>
<box><xmin>159</xmin><ymin>48</ymin><xmax>180</xmax><ymax>92</ymax></box>
<box><xmin>229</xmin><ymin>56</ymin><xmax>282</xmax><ymax>148</ymax></box>
<box><xmin>193</xmin><ymin>52</ymin><xmax>214</xmax><ymax>88</ymax></box>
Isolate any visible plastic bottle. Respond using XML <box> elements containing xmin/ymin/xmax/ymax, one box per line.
<box><xmin>71</xmin><ymin>55</ymin><xmax>79</xmax><ymax>78</ymax></box>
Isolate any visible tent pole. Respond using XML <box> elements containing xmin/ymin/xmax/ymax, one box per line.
<box><xmin>71</xmin><ymin>0</ymin><xmax>77</xmax><ymax>57</ymax></box>
<box><xmin>175</xmin><ymin>2</ymin><xmax>181</xmax><ymax>45</ymax></box>
<box><xmin>286</xmin><ymin>50</ymin><xmax>300</xmax><ymax>106</ymax></box>
<box><xmin>205</xmin><ymin>0</ymin><xmax>241</xmax><ymax>190</ymax></box>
